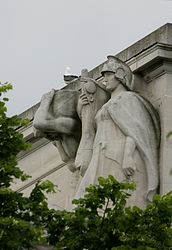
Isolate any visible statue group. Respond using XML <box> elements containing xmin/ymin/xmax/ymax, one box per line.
<box><xmin>33</xmin><ymin>56</ymin><xmax>160</xmax><ymax>208</ymax></box>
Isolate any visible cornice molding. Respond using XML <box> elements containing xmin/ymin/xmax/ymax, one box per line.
<box><xmin>127</xmin><ymin>43</ymin><xmax>172</xmax><ymax>73</ymax></box>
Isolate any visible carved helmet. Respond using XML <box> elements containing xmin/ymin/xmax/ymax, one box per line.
<box><xmin>101</xmin><ymin>55</ymin><xmax>133</xmax><ymax>90</ymax></box>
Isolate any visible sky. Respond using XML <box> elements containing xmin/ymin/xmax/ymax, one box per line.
<box><xmin>0</xmin><ymin>0</ymin><xmax>172</xmax><ymax>116</ymax></box>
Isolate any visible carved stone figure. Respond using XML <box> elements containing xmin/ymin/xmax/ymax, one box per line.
<box><xmin>75</xmin><ymin>56</ymin><xmax>160</xmax><ymax>207</ymax></box>
<box><xmin>33</xmin><ymin>56</ymin><xmax>160</xmax><ymax>207</ymax></box>
<box><xmin>75</xmin><ymin>69</ymin><xmax>101</xmax><ymax>177</ymax></box>
<box><xmin>33</xmin><ymin>71</ymin><xmax>109</xmax><ymax>207</ymax></box>
<box><xmin>33</xmin><ymin>89</ymin><xmax>81</xmax><ymax>172</ymax></box>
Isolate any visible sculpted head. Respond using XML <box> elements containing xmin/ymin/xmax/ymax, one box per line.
<box><xmin>101</xmin><ymin>56</ymin><xmax>133</xmax><ymax>91</ymax></box>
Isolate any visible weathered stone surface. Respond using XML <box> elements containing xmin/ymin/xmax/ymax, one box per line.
<box><xmin>17</xmin><ymin>23</ymin><xmax>172</xmax><ymax>210</ymax></box>
<box><xmin>74</xmin><ymin>56</ymin><xmax>160</xmax><ymax>207</ymax></box>
<box><xmin>33</xmin><ymin>89</ymin><xmax>81</xmax><ymax>174</ymax></box>
<box><xmin>32</xmin><ymin>56</ymin><xmax>160</xmax><ymax>208</ymax></box>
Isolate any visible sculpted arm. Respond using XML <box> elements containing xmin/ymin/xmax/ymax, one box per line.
<box><xmin>34</xmin><ymin>116</ymin><xmax>77</xmax><ymax>135</ymax></box>
<box><xmin>33</xmin><ymin>89</ymin><xmax>81</xmax><ymax>174</ymax></box>
<box><xmin>75</xmin><ymin>92</ymin><xmax>96</xmax><ymax>176</ymax></box>
<box><xmin>33</xmin><ymin>89</ymin><xmax>78</xmax><ymax>136</ymax></box>
<box><xmin>122</xmin><ymin>136</ymin><xmax>136</xmax><ymax>180</ymax></box>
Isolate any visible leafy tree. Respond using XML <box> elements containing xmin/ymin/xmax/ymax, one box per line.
<box><xmin>1</xmin><ymin>82</ymin><xmax>172</xmax><ymax>250</ymax></box>
<box><xmin>0</xmin><ymin>83</ymin><xmax>55</xmax><ymax>250</ymax></box>
<box><xmin>44</xmin><ymin>176</ymin><xmax>172</xmax><ymax>250</ymax></box>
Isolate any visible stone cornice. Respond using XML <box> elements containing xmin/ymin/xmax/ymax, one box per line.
<box><xmin>128</xmin><ymin>43</ymin><xmax>172</xmax><ymax>73</ymax></box>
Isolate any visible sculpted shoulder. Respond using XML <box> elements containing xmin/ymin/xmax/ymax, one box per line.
<box><xmin>110</xmin><ymin>91</ymin><xmax>141</xmax><ymax>107</ymax></box>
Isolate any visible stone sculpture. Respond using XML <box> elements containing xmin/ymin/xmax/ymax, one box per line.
<box><xmin>33</xmin><ymin>89</ymin><xmax>81</xmax><ymax>172</ymax></box>
<box><xmin>33</xmin><ymin>56</ymin><xmax>160</xmax><ymax>207</ymax></box>
<box><xmin>75</xmin><ymin>69</ymin><xmax>103</xmax><ymax>177</ymax></box>
<box><xmin>75</xmin><ymin>56</ymin><xmax>160</xmax><ymax>207</ymax></box>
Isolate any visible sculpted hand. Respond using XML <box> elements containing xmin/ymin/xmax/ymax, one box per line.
<box><xmin>75</xmin><ymin>149</ymin><xmax>92</xmax><ymax>177</ymax></box>
<box><xmin>33</xmin><ymin>127</ymin><xmax>45</xmax><ymax>138</ymax></box>
<box><xmin>77</xmin><ymin>93</ymin><xmax>89</xmax><ymax>117</ymax></box>
<box><xmin>67</xmin><ymin>160</ymin><xmax>77</xmax><ymax>173</ymax></box>
<box><xmin>75</xmin><ymin>158</ymin><xmax>90</xmax><ymax>177</ymax></box>
<box><xmin>122</xmin><ymin>156</ymin><xmax>136</xmax><ymax>180</ymax></box>
<box><xmin>79</xmin><ymin>93</ymin><xmax>89</xmax><ymax>105</ymax></box>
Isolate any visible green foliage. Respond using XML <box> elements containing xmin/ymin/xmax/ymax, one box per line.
<box><xmin>0</xmin><ymin>83</ymin><xmax>55</xmax><ymax>249</ymax></box>
<box><xmin>43</xmin><ymin>176</ymin><xmax>172</xmax><ymax>250</ymax></box>
<box><xmin>0</xmin><ymin>182</ymin><xmax>55</xmax><ymax>249</ymax></box>
<box><xmin>1</xmin><ymin>82</ymin><xmax>172</xmax><ymax>249</ymax></box>
<box><xmin>167</xmin><ymin>131</ymin><xmax>172</xmax><ymax>138</ymax></box>
<box><xmin>0</xmin><ymin>83</ymin><xmax>30</xmax><ymax>188</ymax></box>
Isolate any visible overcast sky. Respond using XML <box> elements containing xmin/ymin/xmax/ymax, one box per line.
<box><xmin>1</xmin><ymin>0</ymin><xmax>172</xmax><ymax>116</ymax></box>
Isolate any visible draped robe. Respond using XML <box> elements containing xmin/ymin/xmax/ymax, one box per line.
<box><xmin>75</xmin><ymin>91</ymin><xmax>160</xmax><ymax>206</ymax></box>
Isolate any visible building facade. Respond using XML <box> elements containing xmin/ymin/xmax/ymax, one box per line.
<box><xmin>15</xmin><ymin>23</ymin><xmax>172</xmax><ymax>210</ymax></box>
